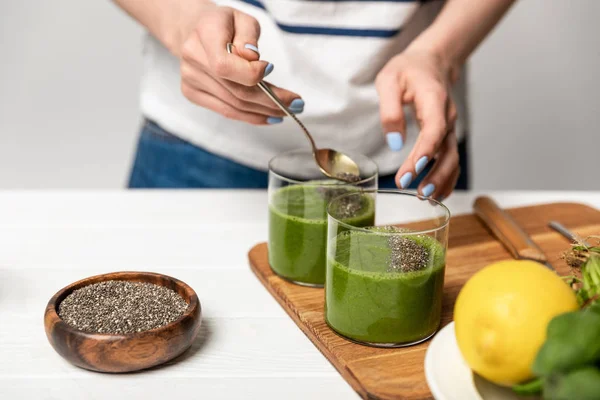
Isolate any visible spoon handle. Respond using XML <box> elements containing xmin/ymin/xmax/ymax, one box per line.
<box><xmin>225</xmin><ymin>43</ymin><xmax>318</xmax><ymax>154</ymax></box>
<box><xmin>256</xmin><ymin>82</ymin><xmax>317</xmax><ymax>152</ymax></box>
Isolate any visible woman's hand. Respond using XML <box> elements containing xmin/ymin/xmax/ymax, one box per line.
<box><xmin>176</xmin><ymin>5</ymin><xmax>304</xmax><ymax>125</ymax></box>
<box><xmin>376</xmin><ymin>47</ymin><xmax>459</xmax><ymax>200</ymax></box>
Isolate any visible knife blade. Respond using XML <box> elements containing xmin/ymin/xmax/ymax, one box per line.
<box><xmin>473</xmin><ymin>196</ymin><xmax>554</xmax><ymax>270</ymax></box>
<box><xmin>549</xmin><ymin>221</ymin><xmax>592</xmax><ymax>247</ymax></box>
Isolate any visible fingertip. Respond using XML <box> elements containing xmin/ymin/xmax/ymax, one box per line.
<box><xmin>421</xmin><ymin>183</ymin><xmax>435</xmax><ymax>198</ymax></box>
<box><xmin>240</xmin><ymin>43</ymin><xmax>260</xmax><ymax>61</ymax></box>
<box><xmin>245</xmin><ymin>60</ymin><xmax>272</xmax><ymax>85</ymax></box>
<box><xmin>230</xmin><ymin>41</ymin><xmax>260</xmax><ymax>62</ymax></box>
<box><xmin>263</xmin><ymin>62</ymin><xmax>274</xmax><ymax>78</ymax></box>
<box><xmin>244</xmin><ymin>43</ymin><xmax>260</xmax><ymax>55</ymax></box>
<box><xmin>386</xmin><ymin>132</ymin><xmax>404</xmax><ymax>152</ymax></box>
<box><xmin>267</xmin><ymin>116</ymin><xmax>283</xmax><ymax>125</ymax></box>
<box><xmin>398</xmin><ymin>171</ymin><xmax>413</xmax><ymax>189</ymax></box>
<box><xmin>415</xmin><ymin>156</ymin><xmax>429</xmax><ymax>175</ymax></box>
<box><xmin>289</xmin><ymin>98</ymin><xmax>305</xmax><ymax>114</ymax></box>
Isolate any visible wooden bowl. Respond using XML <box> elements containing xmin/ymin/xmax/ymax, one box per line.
<box><xmin>44</xmin><ymin>271</ymin><xmax>202</xmax><ymax>373</ymax></box>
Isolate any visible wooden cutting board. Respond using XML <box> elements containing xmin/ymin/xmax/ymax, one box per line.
<box><xmin>248</xmin><ymin>202</ymin><xmax>600</xmax><ymax>400</ymax></box>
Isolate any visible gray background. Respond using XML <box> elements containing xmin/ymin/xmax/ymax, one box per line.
<box><xmin>0</xmin><ymin>0</ymin><xmax>598</xmax><ymax>189</ymax></box>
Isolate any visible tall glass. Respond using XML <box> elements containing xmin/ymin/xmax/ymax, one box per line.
<box><xmin>326</xmin><ymin>190</ymin><xmax>450</xmax><ymax>347</ymax></box>
<box><xmin>268</xmin><ymin>149</ymin><xmax>378</xmax><ymax>287</ymax></box>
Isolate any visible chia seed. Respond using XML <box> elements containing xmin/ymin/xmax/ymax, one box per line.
<box><xmin>58</xmin><ymin>280</ymin><xmax>189</xmax><ymax>334</ymax></box>
<box><xmin>334</xmin><ymin>194</ymin><xmax>364</xmax><ymax>219</ymax></box>
<box><xmin>335</xmin><ymin>172</ymin><xmax>361</xmax><ymax>183</ymax></box>
<box><xmin>315</xmin><ymin>183</ymin><xmax>364</xmax><ymax>220</ymax></box>
<box><xmin>316</xmin><ymin>186</ymin><xmax>352</xmax><ymax>203</ymax></box>
<box><xmin>379</xmin><ymin>226</ymin><xmax>430</xmax><ymax>273</ymax></box>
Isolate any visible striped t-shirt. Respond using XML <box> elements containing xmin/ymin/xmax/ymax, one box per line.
<box><xmin>140</xmin><ymin>0</ymin><xmax>467</xmax><ymax>175</ymax></box>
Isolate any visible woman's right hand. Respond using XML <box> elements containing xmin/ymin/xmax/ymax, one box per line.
<box><xmin>177</xmin><ymin>5</ymin><xmax>304</xmax><ymax>125</ymax></box>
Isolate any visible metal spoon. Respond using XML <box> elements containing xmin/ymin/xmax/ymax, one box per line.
<box><xmin>226</xmin><ymin>43</ymin><xmax>361</xmax><ymax>183</ymax></box>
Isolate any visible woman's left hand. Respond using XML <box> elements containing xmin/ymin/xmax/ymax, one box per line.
<box><xmin>376</xmin><ymin>46</ymin><xmax>459</xmax><ymax>201</ymax></box>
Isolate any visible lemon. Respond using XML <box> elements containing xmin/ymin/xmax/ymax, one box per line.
<box><xmin>454</xmin><ymin>260</ymin><xmax>579</xmax><ymax>386</ymax></box>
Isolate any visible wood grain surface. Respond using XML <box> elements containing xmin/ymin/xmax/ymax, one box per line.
<box><xmin>44</xmin><ymin>271</ymin><xmax>202</xmax><ymax>373</ymax></box>
<box><xmin>248</xmin><ymin>202</ymin><xmax>600</xmax><ymax>400</ymax></box>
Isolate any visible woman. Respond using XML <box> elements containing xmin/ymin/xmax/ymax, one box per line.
<box><xmin>115</xmin><ymin>0</ymin><xmax>515</xmax><ymax>199</ymax></box>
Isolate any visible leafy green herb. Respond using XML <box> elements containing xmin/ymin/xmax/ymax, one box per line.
<box><xmin>532</xmin><ymin>311</ymin><xmax>600</xmax><ymax>376</ymax></box>
<box><xmin>564</xmin><ymin>237</ymin><xmax>600</xmax><ymax>308</ymax></box>
<box><xmin>543</xmin><ymin>367</ymin><xmax>600</xmax><ymax>400</ymax></box>
<box><xmin>588</xmin><ymin>299</ymin><xmax>600</xmax><ymax>315</ymax></box>
<box><xmin>513</xmin><ymin>377</ymin><xmax>543</xmax><ymax>396</ymax></box>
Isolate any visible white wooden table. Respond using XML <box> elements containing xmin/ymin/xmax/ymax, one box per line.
<box><xmin>1</xmin><ymin>190</ymin><xmax>599</xmax><ymax>400</ymax></box>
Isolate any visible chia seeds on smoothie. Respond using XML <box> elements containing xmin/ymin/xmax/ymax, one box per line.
<box><xmin>388</xmin><ymin>236</ymin><xmax>430</xmax><ymax>272</ymax></box>
<box><xmin>320</xmin><ymin>188</ymin><xmax>365</xmax><ymax>219</ymax></box>
<box><xmin>377</xmin><ymin>226</ymin><xmax>431</xmax><ymax>273</ymax></box>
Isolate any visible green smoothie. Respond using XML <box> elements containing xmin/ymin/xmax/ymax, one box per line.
<box><xmin>325</xmin><ymin>229</ymin><xmax>445</xmax><ymax>344</ymax></box>
<box><xmin>269</xmin><ymin>184</ymin><xmax>375</xmax><ymax>286</ymax></box>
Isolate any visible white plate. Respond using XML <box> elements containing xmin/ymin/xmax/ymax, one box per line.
<box><xmin>425</xmin><ymin>322</ymin><xmax>536</xmax><ymax>400</ymax></box>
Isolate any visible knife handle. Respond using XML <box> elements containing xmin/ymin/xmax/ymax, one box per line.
<box><xmin>473</xmin><ymin>196</ymin><xmax>548</xmax><ymax>263</ymax></box>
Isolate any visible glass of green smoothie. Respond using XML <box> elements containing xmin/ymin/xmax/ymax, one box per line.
<box><xmin>326</xmin><ymin>190</ymin><xmax>450</xmax><ymax>347</ymax></box>
<box><xmin>268</xmin><ymin>149</ymin><xmax>378</xmax><ymax>287</ymax></box>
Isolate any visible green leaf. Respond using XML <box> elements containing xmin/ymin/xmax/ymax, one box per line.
<box><xmin>588</xmin><ymin>301</ymin><xmax>600</xmax><ymax>315</ymax></box>
<box><xmin>532</xmin><ymin>311</ymin><xmax>600</xmax><ymax>376</ymax></box>
<box><xmin>512</xmin><ymin>377</ymin><xmax>543</xmax><ymax>396</ymax></box>
<box><xmin>586</xmin><ymin>254</ymin><xmax>600</xmax><ymax>267</ymax></box>
<box><xmin>572</xmin><ymin>245</ymin><xmax>588</xmax><ymax>251</ymax></box>
<box><xmin>577</xmin><ymin>289</ymin><xmax>591</xmax><ymax>306</ymax></box>
<box><xmin>585</xmin><ymin>256</ymin><xmax>600</xmax><ymax>282</ymax></box>
<box><xmin>543</xmin><ymin>366</ymin><xmax>600</xmax><ymax>400</ymax></box>
<box><xmin>581</xmin><ymin>256</ymin><xmax>600</xmax><ymax>307</ymax></box>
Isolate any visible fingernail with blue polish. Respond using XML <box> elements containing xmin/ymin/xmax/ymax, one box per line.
<box><xmin>422</xmin><ymin>183</ymin><xmax>435</xmax><ymax>197</ymax></box>
<box><xmin>244</xmin><ymin>43</ymin><xmax>260</xmax><ymax>55</ymax></box>
<box><xmin>289</xmin><ymin>98</ymin><xmax>305</xmax><ymax>113</ymax></box>
<box><xmin>386</xmin><ymin>132</ymin><xmax>403</xmax><ymax>152</ymax></box>
<box><xmin>267</xmin><ymin>117</ymin><xmax>283</xmax><ymax>124</ymax></box>
<box><xmin>399</xmin><ymin>172</ymin><xmax>413</xmax><ymax>189</ymax></box>
<box><xmin>264</xmin><ymin>63</ymin><xmax>274</xmax><ymax>78</ymax></box>
<box><xmin>415</xmin><ymin>156</ymin><xmax>429</xmax><ymax>175</ymax></box>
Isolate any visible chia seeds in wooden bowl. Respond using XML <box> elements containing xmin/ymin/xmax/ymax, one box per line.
<box><xmin>44</xmin><ymin>271</ymin><xmax>202</xmax><ymax>373</ymax></box>
<box><xmin>58</xmin><ymin>280</ymin><xmax>189</xmax><ymax>334</ymax></box>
